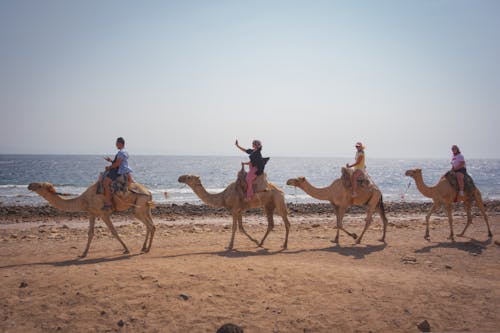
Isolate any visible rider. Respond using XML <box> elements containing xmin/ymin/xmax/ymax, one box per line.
<box><xmin>451</xmin><ymin>144</ymin><xmax>466</xmax><ymax>196</ymax></box>
<box><xmin>346</xmin><ymin>142</ymin><xmax>366</xmax><ymax>197</ymax></box>
<box><xmin>235</xmin><ymin>139</ymin><xmax>267</xmax><ymax>201</ymax></box>
<box><xmin>102</xmin><ymin>137</ymin><xmax>133</xmax><ymax>210</ymax></box>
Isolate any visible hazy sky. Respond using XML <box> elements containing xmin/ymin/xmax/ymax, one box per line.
<box><xmin>1</xmin><ymin>0</ymin><xmax>499</xmax><ymax>158</ymax></box>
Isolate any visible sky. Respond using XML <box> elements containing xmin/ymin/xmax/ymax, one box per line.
<box><xmin>1</xmin><ymin>0</ymin><xmax>499</xmax><ymax>158</ymax></box>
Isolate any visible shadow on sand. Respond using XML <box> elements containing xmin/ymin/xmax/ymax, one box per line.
<box><xmin>414</xmin><ymin>237</ymin><xmax>492</xmax><ymax>255</ymax></box>
<box><xmin>0</xmin><ymin>253</ymin><xmax>142</xmax><ymax>270</ymax></box>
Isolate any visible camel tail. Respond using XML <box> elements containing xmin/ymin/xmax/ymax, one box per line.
<box><xmin>378</xmin><ymin>196</ymin><xmax>388</xmax><ymax>223</ymax></box>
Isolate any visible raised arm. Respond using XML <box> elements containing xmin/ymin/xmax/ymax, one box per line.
<box><xmin>235</xmin><ymin>139</ymin><xmax>247</xmax><ymax>153</ymax></box>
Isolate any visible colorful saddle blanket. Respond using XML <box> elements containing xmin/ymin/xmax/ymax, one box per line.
<box><xmin>444</xmin><ymin>170</ymin><xmax>476</xmax><ymax>197</ymax></box>
<box><xmin>341</xmin><ymin>167</ymin><xmax>371</xmax><ymax>189</ymax></box>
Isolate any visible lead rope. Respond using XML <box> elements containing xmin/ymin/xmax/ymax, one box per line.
<box><xmin>401</xmin><ymin>180</ymin><xmax>412</xmax><ymax>201</ymax></box>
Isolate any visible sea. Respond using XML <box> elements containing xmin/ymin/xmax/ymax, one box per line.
<box><xmin>1</xmin><ymin>155</ymin><xmax>499</xmax><ymax>206</ymax></box>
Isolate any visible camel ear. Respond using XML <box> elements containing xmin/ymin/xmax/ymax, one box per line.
<box><xmin>298</xmin><ymin>176</ymin><xmax>305</xmax><ymax>181</ymax></box>
<box><xmin>47</xmin><ymin>185</ymin><xmax>57</xmax><ymax>194</ymax></box>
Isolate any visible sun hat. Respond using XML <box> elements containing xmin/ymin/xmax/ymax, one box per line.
<box><xmin>355</xmin><ymin>142</ymin><xmax>365</xmax><ymax>149</ymax></box>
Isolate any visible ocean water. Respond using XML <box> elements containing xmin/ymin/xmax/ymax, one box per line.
<box><xmin>1</xmin><ymin>154</ymin><xmax>499</xmax><ymax>206</ymax></box>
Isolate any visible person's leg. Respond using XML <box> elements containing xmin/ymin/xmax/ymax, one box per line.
<box><xmin>246</xmin><ymin>166</ymin><xmax>257</xmax><ymax>200</ymax></box>
<box><xmin>127</xmin><ymin>173</ymin><xmax>134</xmax><ymax>183</ymax></box>
<box><xmin>352</xmin><ymin>170</ymin><xmax>361</xmax><ymax>196</ymax></box>
<box><xmin>103</xmin><ymin>177</ymin><xmax>112</xmax><ymax>207</ymax></box>
<box><xmin>456</xmin><ymin>172</ymin><xmax>464</xmax><ymax>195</ymax></box>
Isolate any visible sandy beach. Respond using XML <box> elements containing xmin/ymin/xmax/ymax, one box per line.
<box><xmin>1</xmin><ymin>203</ymin><xmax>499</xmax><ymax>332</ymax></box>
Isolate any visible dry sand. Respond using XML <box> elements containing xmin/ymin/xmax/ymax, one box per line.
<box><xmin>1</xmin><ymin>207</ymin><xmax>499</xmax><ymax>332</ymax></box>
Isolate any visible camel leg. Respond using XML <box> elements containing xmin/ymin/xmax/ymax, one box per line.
<box><xmin>377</xmin><ymin>198</ymin><xmax>388</xmax><ymax>243</ymax></box>
<box><xmin>425</xmin><ymin>202</ymin><xmax>441</xmax><ymax>240</ymax></box>
<box><xmin>237</xmin><ymin>215</ymin><xmax>259</xmax><ymax>245</ymax></box>
<box><xmin>356</xmin><ymin>194</ymin><xmax>380</xmax><ymax>244</ymax></box>
<box><xmin>101</xmin><ymin>215</ymin><xmax>130</xmax><ymax>254</ymax></box>
<box><xmin>258</xmin><ymin>206</ymin><xmax>275</xmax><ymax>248</ymax></box>
<box><xmin>134</xmin><ymin>208</ymin><xmax>156</xmax><ymax>253</ymax></box>
<box><xmin>332</xmin><ymin>207</ymin><xmax>357</xmax><ymax>244</ymax></box>
<box><xmin>145</xmin><ymin>212</ymin><xmax>156</xmax><ymax>252</ymax></box>
<box><xmin>279</xmin><ymin>208</ymin><xmax>291</xmax><ymax>250</ymax></box>
<box><xmin>474</xmin><ymin>190</ymin><xmax>492</xmax><ymax>237</ymax></box>
<box><xmin>444</xmin><ymin>203</ymin><xmax>455</xmax><ymax>242</ymax></box>
<box><xmin>227</xmin><ymin>212</ymin><xmax>239</xmax><ymax>250</ymax></box>
<box><xmin>458</xmin><ymin>200</ymin><xmax>473</xmax><ymax>237</ymax></box>
<box><xmin>135</xmin><ymin>211</ymin><xmax>150</xmax><ymax>252</ymax></box>
<box><xmin>80</xmin><ymin>215</ymin><xmax>96</xmax><ymax>258</ymax></box>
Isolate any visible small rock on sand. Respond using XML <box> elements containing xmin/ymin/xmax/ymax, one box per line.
<box><xmin>117</xmin><ymin>319</ymin><xmax>125</xmax><ymax>327</ymax></box>
<box><xmin>417</xmin><ymin>319</ymin><xmax>431</xmax><ymax>332</ymax></box>
<box><xmin>179</xmin><ymin>294</ymin><xmax>191</xmax><ymax>301</ymax></box>
<box><xmin>217</xmin><ymin>323</ymin><xmax>244</xmax><ymax>333</ymax></box>
<box><xmin>19</xmin><ymin>281</ymin><xmax>28</xmax><ymax>288</ymax></box>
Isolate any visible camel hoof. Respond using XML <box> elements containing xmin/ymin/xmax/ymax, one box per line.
<box><xmin>123</xmin><ymin>249</ymin><xmax>130</xmax><ymax>254</ymax></box>
<box><xmin>378</xmin><ymin>238</ymin><xmax>386</xmax><ymax>243</ymax></box>
<box><xmin>355</xmin><ymin>239</ymin><xmax>362</xmax><ymax>245</ymax></box>
<box><xmin>78</xmin><ymin>253</ymin><xmax>87</xmax><ymax>259</ymax></box>
<box><xmin>351</xmin><ymin>233</ymin><xmax>358</xmax><ymax>240</ymax></box>
<box><xmin>488</xmin><ymin>232</ymin><xmax>493</xmax><ymax>238</ymax></box>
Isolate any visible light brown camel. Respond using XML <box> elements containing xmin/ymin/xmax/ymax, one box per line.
<box><xmin>178</xmin><ymin>171</ymin><xmax>291</xmax><ymax>250</ymax></box>
<box><xmin>405</xmin><ymin>168</ymin><xmax>492</xmax><ymax>241</ymax></box>
<box><xmin>286</xmin><ymin>168</ymin><xmax>387</xmax><ymax>244</ymax></box>
<box><xmin>28</xmin><ymin>182</ymin><xmax>156</xmax><ymax>257</ymax></box>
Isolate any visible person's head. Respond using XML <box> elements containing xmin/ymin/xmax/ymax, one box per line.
<box><xmin>252</xmin><ymin>140</ymin><xmax>262</xmax><ymax>149</ymax></box>
<box><xmin>116</xmin><ymin>137</ymin><xmax>125</xmax><ymax>149</ymax></box>
<box><xmin>355</xmin><ymin>142</ymin><xmax>364</xmax><ymax>151</ymax></box>
<box><xmin>451</xmin><ymin>145</ymin><xmax>461</xmax><ymax>155</ymax></box>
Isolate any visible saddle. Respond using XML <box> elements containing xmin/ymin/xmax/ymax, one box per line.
<box><xmin>96</xmin><ymin>172</ymin><xmax>129</xmax><ymax>195</ymax></box>
<box><xmin>236</xmin><ymin>166</ymin><xmax>269</xmax><ymax>199</ymax></box>
<box><xmin>341</xmin><ymin>167</ymin><xmax>371</xmax><ymax>189</ymax></box>
<box><xmin>444</xmin><ymin>170</ymin><xmax>476</xmax><ymax>198</ymax></box>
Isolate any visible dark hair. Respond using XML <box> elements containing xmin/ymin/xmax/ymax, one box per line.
<box><xmin>116</xmin><ymin>137</ymin><xmax>125</xmax><ymax>145</ymax></box>
<box><xmin>452</xmin><ymin>145</ymin><xmax>460</xmax><ymax>154</ymax></box>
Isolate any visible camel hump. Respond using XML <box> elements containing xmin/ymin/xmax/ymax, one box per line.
<box><xmin>129</xmin><ymin>182</ymin><xmax>151</xmax><ymax>196</ymax></box>
<box><xmin>341</xmin><ymin>167</ymin><xmax>370</xmax><ymax>189</ymax></box>
<box><xmin>236</xmin><ymin>168</ymin><xmax>269</xmax><ymax>194</ymax></box>
<box><xmin>444</xmin><ymin>170</ymin><xmax>476</xmax><ymax>196</ymax></box>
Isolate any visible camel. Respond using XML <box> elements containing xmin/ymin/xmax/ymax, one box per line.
<box><xmin>28</xmin><ymin>181</ymin><xmax>156</xmax><ymax>257</ymax></box>
<box><xmin>286</xmin><ymin>168</ymin><xmax>387</xmax><ymax>244</ymax></box>
<box><xmin>178</xmin><ymin>169</ymin><xmax>291</xmax><ymax>250</ymax></box>
<box><xmin>405</xmin><ymin>168</ymin><xmax>492</xmax><ymax>241</ymax></box>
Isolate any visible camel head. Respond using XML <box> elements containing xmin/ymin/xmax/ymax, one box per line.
<box><xmin>286</xmin><ymin>177</ymin><xmax>307</xmax><ymax>187</ymax></box>
<box><xmin>28</xmin><ymin>182</ymin><xmax>57</xmax><ymax>194</ymax></box>
<box><xmin>178</xmin><ymin>175</ymin><xmax>202</xmax><ymax>187</ymax></box>
<box><xmin>404</xmin><ymin>169</ymin><xmax>422</xmax><ymax>179</ymax></box>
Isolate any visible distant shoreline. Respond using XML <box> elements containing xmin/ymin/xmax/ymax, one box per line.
<box><xmin>1</xmin><ymin>200</ymin><xmax>499</xmax><ymax>223</ymax></box>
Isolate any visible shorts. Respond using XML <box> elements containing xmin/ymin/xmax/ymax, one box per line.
<box><xmin>106</xmin><ymin>168</ymin><xmax>120</xmax><ymax>181</ymax></box>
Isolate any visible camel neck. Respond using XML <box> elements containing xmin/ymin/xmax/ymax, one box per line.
<box><xmin>39</xmin><ymin>191</ymin><xmax>87</xmax><ymax>212</ymax></box>
<box><xmin>299</xmin><ymin>180</ymin><xmax>333</xmax><ymax>201</ymax></box>
<box><xmin>188</xmin><ymin>182</ymin><xmax>226</xmax><ymax>208</ymax></box>
<box><xmin>412</xmin><ymin>173</ymin><xmax>434</xmax><ymax>198</ymax></box>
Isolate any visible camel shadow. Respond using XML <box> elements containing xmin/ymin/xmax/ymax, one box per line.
<box><xmin>414</xmin><ymin>237</ymin><xmax>492</xmax><ymax>255</ymax></box>
<box><xmin>0</xmin><ymin>253</ymin><xmax>142</xmax><ymax>270</ymax></box>
<box><xmin>309</xmin><ymin>243</ymin><xmax>387</xmax><ymax>259</ymax></box>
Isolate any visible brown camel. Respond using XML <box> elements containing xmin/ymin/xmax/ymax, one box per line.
<box><xmin>28</xmin><ymin>182</ymin><xmax>156</xmax><ymax>257</ymax></box>
<box><xmin>405</xmin><ymin>168</ymin><xmax>492</xmax><ymax>241</ymax></box>
<box><xmin>178</xmin><ymin>170</ymin><xmax>291</xmax><ymax>250</ymax></box>
<box><xmin>286</xmin><ymin>168</ymin><xmax>387</xmax><ymax>244</ymax></box>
